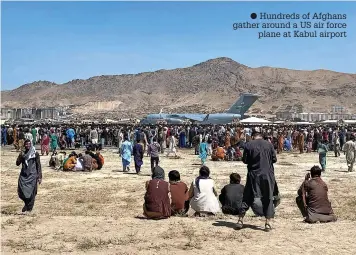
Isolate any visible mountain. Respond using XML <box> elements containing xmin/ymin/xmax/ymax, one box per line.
<box><xmin>1</xmin><ymin>57</ymin><xmax>356</xmax><ymax>118</ymax></box>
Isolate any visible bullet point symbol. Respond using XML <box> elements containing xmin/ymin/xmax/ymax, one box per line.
<box><xmin>250</xmin><ymin>13</ymin><xmax>257</xmax><ymax>19</ymax></box>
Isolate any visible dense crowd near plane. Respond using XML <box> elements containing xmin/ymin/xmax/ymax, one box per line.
<box><xmin>3</xmin><ymin>123</ymin><xmax>356</xmax><ymax>231</ymax></box>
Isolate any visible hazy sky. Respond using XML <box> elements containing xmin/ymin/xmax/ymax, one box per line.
<box><xmin>2</xmin><ymin>1</ymin><xmax>355</xmax><ymax>90</ymax></box>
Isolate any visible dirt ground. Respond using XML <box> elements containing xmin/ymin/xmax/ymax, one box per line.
<box><xmin>1</xmin><ymin>145</ymin><xmax>356</xmax><ymax>255</ymax></box>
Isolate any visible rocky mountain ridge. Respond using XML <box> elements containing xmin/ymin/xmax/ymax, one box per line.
<box><xmin>1</xmin><ymin>57</ymin><xmax>355</xmax><ymax>118</ymax></box>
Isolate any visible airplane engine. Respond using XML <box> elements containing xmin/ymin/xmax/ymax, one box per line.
<box><xmin>166</xmin><ymin>118</ymin><xmax>185</xmax><ymax>124</ymax></box>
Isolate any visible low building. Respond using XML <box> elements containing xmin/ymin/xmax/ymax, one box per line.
<box><xmin>288</xmin><ymin>112</ymin><xmax>355</xmax><ymax>122</ymax></box>
<box><xmin>1</xmin><ymin>107</ymin><xmax>61</xmax><ymax>120</ymax></box>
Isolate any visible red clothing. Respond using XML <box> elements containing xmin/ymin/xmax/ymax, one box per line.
<box><xmin>41</xmin><ymin>134</ymin><xmax>50</xmax><ymax>155</ymax></box>
<box><xmin>144</xmin><ymin>179</ymin><xmax>171</xmax><ymax>218</ymax></box>
<box><xmin>235</xmin><ymin>148</ymin><xmax>242</xmax><ymax>158</ymax></box>
<box><xmin>322</xmin><ymin>131</ymin><xmax>328</xmax><ymax>141</ymax></box>
<box><xmin>170</xmin><ymin>181</ymin><xmax>189</xmax><ymax>212</ymax></box>
<box><xmin>97</xmin><ymin>153</ymin><xmax>104</xmax><ymax>166</ymax></box>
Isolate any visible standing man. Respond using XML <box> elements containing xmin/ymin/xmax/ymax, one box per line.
<box><xmin>66</xmin><ymin>127</ymin><xmax>75</xmax><ymax>148</ymax></box>
<box><xmin>133</xmin><ymin>138</ymin><xmax>144</xmax><ymax>174</ymax></box>
<box><xmin>237</xmin><ymin>131</ymin><xmax>279</xmax><ymax>231</ymax></box>
<box><xmin>1</xmin><ymin>126</ymin><xmax>7</xmax><ymax>146</ymax></box>
<box><xmin>333</xmin><ymin>130</ymin><xmax>340</xmax><ymax>157</ymax></box>
<box><xmin>16</xmin><ymin>139</ymin><xmax>42</xmax><ymax>213</ymax></box>
<box><xmin>121</xmin><ymin>134</ymin><xmax>133</xmax><ymax>172</ymax></box>
<box><xmin>298</xmin><ymin>131</ymin><xmax>305</xmax><ymax>154</ymax></box>
<box><xmin>148</xmin><ymin>137</ymin><xmax>161</xmax><ymax>171</ymax></box>
<box><xmin>90</xmin><ymin>127</ymin><xmax>98</xmax><ymax>145</ymax></box>
<box><xmin>343</xmin><ymin>135</ymin><xmax>356</xmax><ymax>172</ymax></box>
<box><xmin>24</xmin><ymin>128</ymin><xmax>33</xmax><ymax>145</ymax></box>
<box><xmin>31</xmin><ymin>126</ymin><xmax>37</xmax><ymax>146</ymax></box>
<box><xmin>166</xmin><ymin>133</ymin><xmax>178</xmax><ymax>157</ymax></box>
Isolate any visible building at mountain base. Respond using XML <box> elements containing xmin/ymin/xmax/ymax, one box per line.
<box><xmin>0</xmin><ymin>107</ymin><xmax>71</xmax><ymax>120</ymax></box>
<box><xmin>275</xmin><ymin>105</ymin><xmax>355</xmax><ymax>122</ymax></box>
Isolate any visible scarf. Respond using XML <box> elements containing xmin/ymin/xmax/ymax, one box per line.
<box><xmin>24</xmin><ymin>146</ymin><xmax>36</xmax><ymax>167</ymax></box>
<box><xmin>195</xmin><ymin>175</ymin><xmax>211</xmax><ymax>193</ymax></box>
<box><xmin>152</xmin><ymin>166</ymin><xmax>165</xmax><ymax>180</ymax></box>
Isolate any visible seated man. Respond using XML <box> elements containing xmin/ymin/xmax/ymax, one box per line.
<box><xmin>49</xmin><ymin>151</ymin><xmax>58</xmax><ymax>169</ymax></box>
<box><xmin>86</xmin><ymin>142</ymin><xmax>101</xmax><ymax>152</ymax></box>
<box><xmin>234</xmin><ymin>146</ymin><xmax>242</xmax><ymax>161</ymax></box>
<box><xmin>296</xmin><ymin>165</ymin><xmax>337</xmax><ymax>223</ymax></box>
<box><xmin>74</xmin><ymin>153</ymin><xmax>84</xmax><ymax>171</ymax></box>
<box><xmin>88</xmin><ymin>151</ymin><xmax>101</xmax><ymax>170</ymax></box>
<box><xmin>189</xmin><ymin>166</ymin><xmax>221</xmax><ymax>216</ymax></box>
<box><xmin>226</xmin><ymin>146</ymin><xmax>235</xmax><ymax>161</ymax></box>
<box><xmin>63</xmin><ymin>152</ymin><xmax>78</xmax><ymax>171</ymax></box>
<box><xmin>168</xmin><ymin>170</ymin><xmax>189</xmax><ymax>216</ymax></box>
<box><xmin>96</xmin><ymin>151</ymin><xmax>104</xmax><ymax>169</ymax></box>
<box><xmin>74</xmin><ymin>142</ymin><xmax>81</xmax><ymax>149</ymax></box>
<box><xmin>57</xmin><ymin>151</ymin><xmax>67</xmax><ymax>170</ymax></box>
<box><xmin>219</xmin><ymin>173</ymin><xmax>244</xmax><ymax>215</ymax></box>
<box><xmin>96</xmin><ymin>143</ymin><xmax>102</xmax><ymax>151</ymax></box>
<box><xmin>92</xmin><ymin>158</ymin><xmax>98</xmax><ymax>170</ymax></box>
<box><xmin>80</xmin><ymin>151</ymin><xmax>94</xmax><ymax>172</ymax></box>
<box><xmin>211</xmin><ymin>146</ymin><xmax>225</xmax><ymax>161</ymax></box>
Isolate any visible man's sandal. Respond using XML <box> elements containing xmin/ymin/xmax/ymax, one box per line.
<box><xmin>264</xmin><ymin>223</ymin><xmax>272</xmax><ymax>232</ymax></box>
<box><xmin>236</xmin><ymin>219</ymin><xmax>243</xmax><ymax>229</ymax></box>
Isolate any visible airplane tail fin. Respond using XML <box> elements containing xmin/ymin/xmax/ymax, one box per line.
<box><xmin>203</xmin><ymin>114</ymin><xmax>210</xmax><ymax>122</ymax></box>
<box><xmin>226</xmin><ymin>93</ymin><xmax>259</xmax><ymax>116</ymax></box>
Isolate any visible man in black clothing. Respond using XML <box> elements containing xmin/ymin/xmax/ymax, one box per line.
<box><xmin>16</xmin><ymin>139</ymin><xmax>42</xmax><ymax>213</ymax></box>
<box><xmin>219</xmin><ymin>173</ymin><xmax>244</xmax><ymax>215</ymax></box>
<box><xmin>237</xmin><ymin>131</ymin><xmax>279</xmax><ymax>231</ymax></box>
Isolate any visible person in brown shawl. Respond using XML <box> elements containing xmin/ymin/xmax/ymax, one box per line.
<box><xmin>13</xmin><ymin>126</ymin><xmax>18</xmax><ymax>151</ymax></box>
<box><xmin>298</xmin><ymin>131</ymin><xmax>305</xmax><ymax>154</ymax></box>
<box><xmin>143</xmin><ymin>166</ymin><xmax>171</xmax><ymax>219</ymax></box>
<box><xmin>277</xmin><ymin>132</ymin><xmax>284</xmax><ymax>154</ymax></box>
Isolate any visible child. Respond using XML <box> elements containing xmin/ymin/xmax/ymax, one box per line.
<box><xmin>57</xmin><ymin>151</ymin><xmax>67</xmax><ymax>170</ymax></box>
<box><xmin>317</xmin><ymin>140</ymin><xmax>328</xmax><ymax>171</ymax></box>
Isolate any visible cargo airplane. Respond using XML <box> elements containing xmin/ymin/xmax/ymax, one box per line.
<box><xmin>140</xmin><ymin>93</ymin><xmax>259</xmax><ymax>125</ymax></box>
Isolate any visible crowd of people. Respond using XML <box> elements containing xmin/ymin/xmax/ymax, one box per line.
<box><xmin>2</xmin><ymin>123</ymin><xmax>356</xmax><ymax>172</ymax></box>
<box><xmin>7</xmin><ymin>123</ymin><xmax>355</xmax><ymax>230</ymax></box>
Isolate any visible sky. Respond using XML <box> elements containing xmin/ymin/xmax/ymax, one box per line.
<box><xmin>2</xmin><ymin>1</ymin><xmax>356</xmax><ymax>90</ymax></box>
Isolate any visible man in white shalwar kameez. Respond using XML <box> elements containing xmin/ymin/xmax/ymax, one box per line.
<box><xmin>343</xmin><ymin>135</ymin><xmax>356</xmax><ymax>172</ymax></box>
<box><xmin>166</xmin><ymin>134</ymin><xmax>177</xmax><ymax>157</ymax></box>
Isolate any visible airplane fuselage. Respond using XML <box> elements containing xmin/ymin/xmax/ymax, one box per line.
<box><xmin>141</xmin><ymin>113</ymin><xmax>241</xmax><ymax>125</ymax></box>
<box><xmin>140</xmin><ymin>93</ymin><xmax>259</xmax><ymax>125</ymax></box>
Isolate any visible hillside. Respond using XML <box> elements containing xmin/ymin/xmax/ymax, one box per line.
<box><xmin>1</xmin><ymin>57</ymin><xmax>356</xmax><ymax>118</ymax></box>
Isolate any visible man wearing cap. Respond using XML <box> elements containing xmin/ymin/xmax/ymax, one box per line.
<box><xmin>343</xmin><ymin>134</ymin><xmax>356</xmax><ymax>172</ymax></box>
<box><xmin>296</xmin><ymin>165</ymin><xmax>337</xmax><ymax>223</ymax></box>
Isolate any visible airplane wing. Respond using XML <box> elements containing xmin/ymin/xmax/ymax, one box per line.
<box><xmin>167</xmin><ymin>114</ymin><xmax>206</xmax><ymax>122</ymax></box>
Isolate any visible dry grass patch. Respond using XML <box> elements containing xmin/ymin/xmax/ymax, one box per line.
<box><xmin>4</xmin><ymin>239</ymin><xmax>44</xmax><ymax>252</ymax></box>
<box><xmin>1</xmin><ymin>204</ymin><xmax>18</xmax><ymax>215</ymax></box>
<box><xmin>76</xmin><ymin>232</ymin><xmax>140</xmax><ymax>251</ymax></box>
